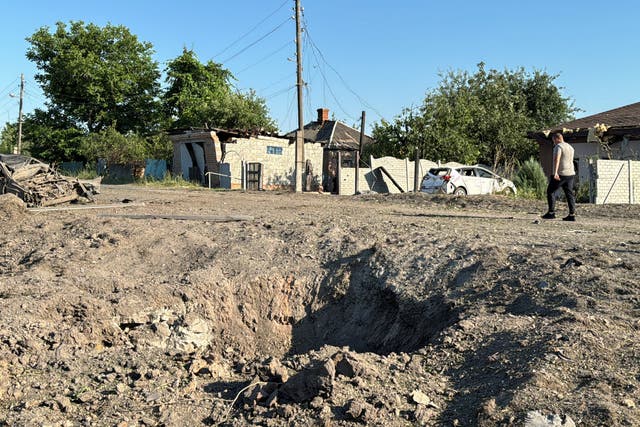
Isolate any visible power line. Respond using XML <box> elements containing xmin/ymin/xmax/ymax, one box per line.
<box><xmin>221</xmin><ymin>17</ymin><xmax>292</xmax><ymax>64</ymax></box>
<box><xmin>302</xmin><ymin>15</ymin><xmax>386</xmax><ymax>121</ymax></box>
<box><xmin>0</xmin><ymin>77</ymin><xmax>19</xmax><ymax>98</ymax></box>
<box><xmin>303</xmin><ymin>31</ymin><xmax>354</xmax><ymax>121</ymax></box>
<box><xmin>259</xmin><ymin>72</ymin><xmax>297</xmax><ymax>92</ymax></box>
<box><xmin>212</xmin><ymin>0</ymin><xmax>290</xmax><ymax>59</ymax></box>
<box><xmin>235</xmin><ymin>40</ymin><xmax>294</xmax><ymax>75</ymax></box>
<box><xmin>264</xmin><ymin>84</ymin><xmax>296</xmax><ymax>100</ymax></box>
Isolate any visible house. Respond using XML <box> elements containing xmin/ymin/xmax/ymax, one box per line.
<box><xmin>168</xmin><ymin>128</ymin><xmax>324</xmax><ymax>190</ymax></box>
<box><xmin>528</xmin><ymin>102</ymin><xmax>640</xmax><ymax>183</ymax></box>
<box><xmin>285</xmin><ymin>108</ymin><xmax>374</xmax><ymax>193</ymax></box>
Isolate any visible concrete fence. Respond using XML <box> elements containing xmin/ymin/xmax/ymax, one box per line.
<box><xmin>592</xmin><ymin>159</ymin><xmax>640</xmax><ymax>204</ymax></box>
<box><xmin>338</xmin><ymin>155</ymin><xmax>460</xmax><ymax>195</ymax></box>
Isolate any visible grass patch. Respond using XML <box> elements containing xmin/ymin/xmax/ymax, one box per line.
<box><xmin>138</xmin><ymin>174</ymin><xmax>203</xmax><ymax>189</ymax></box>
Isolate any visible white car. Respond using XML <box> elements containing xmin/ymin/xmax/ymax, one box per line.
<box><xmin>420</xmin><ymin>165</ymin><xmax>517</xmax><ymax>196</ymax></box>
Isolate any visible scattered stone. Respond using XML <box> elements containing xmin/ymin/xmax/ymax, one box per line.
<box><xmin>525</xmin><ymin>411</ymin><xmax>576</xmax><ymax>427</ymax></box>
<box><xmin>243</xmin><ymin>381</ymin><xmax>278</xmax><ymax>405</ymax></box>
<box><xmin>622</xmin><ymin>398</ymin><xmax>636</xmax><ymax>408</ymax></box>
<box><xmin>310</xmin><ymin>396</ymin><xmax>324</xmax><ymax>409</ymax></box>
<box><xmin>332</xmin><ymin>351</ymin><xmax>365</xmax><ymax>378</ymax></box>
<box><xmin>279</xmin><ymin>358</ymin><xmax>335</xmax><ymax>403</ymax></box>
<box><xmin>345</xmin><ymin>399</ymin><xmax>377</xmax><ymax>423</ymax></box>
<box><xmin>276</xmin><ymin>404</ymin><xmax>296</xmax><ymax>419</ymax></box>
<box><xmin>188</xmin><ymin>358</ymin><xmax>209</xmax><ymax>376</ymax></box>
<box><xmin>414</xmin><ymin>404</ymin><xmax>436</xmax><ymax>425</ymax></box>
<box><xmin>410</xmin><ymin>389</ymin><xmax>431</xmax><ymax>406</ymax></box>
<box><xmin>537</xmin><ymin>281</ymin><xmax>550</xmax><ymax>290</ymax></box>
<box><xmin>562</xmin><ymin>258</ymin><xmax>583</xmax><ymax>268</ymax></box>
<box><xmin>477</xmin><ymin>398</ymin><xmax>498</xmax><ymax>424</ymax></box>
<box><xmin>265</xmin><ymin>358</ymin><xmax>289</xmax><ymax>383</ymax></box>
<box><xmin>55</xmin><ymin>395</ymin><xmax>72</xmax><ymax>413</ymax></box>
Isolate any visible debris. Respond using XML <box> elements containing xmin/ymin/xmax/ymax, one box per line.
<box><xmin>98</xmin><ymin>213</ymin><xmax>254</xmax><ymax>222</ymax></box>
<box><xmin>28</xmin><ymin>202</ymin><xmax>145</xmax><ymax>213</ymax></box>
<box><xmin>0</xmin><ymin>154</ymin><xmax>99</xmax><ymax>207</ymax></box>
<box><xmin>279</xmin><ymin>359</ymin><xmax>335</xmax><ymax>403</ymax></box>
<box><xmin>410</xmin><ymin>389</ymin><xmax>431</xmax><ymax>405</ymax></box>
<box><xmin>344</xmin><ymin>398</ymin><xmax>376</xmax><ymax>422</ymax></box>
<box><xmin>525</xmin><ymin>411</ymin><xmax>576</xmax><ymax>427</ymax></box>
<box><xmin>332</xmin><ymin>351</ymin><xmax>365</xmax><ymax>378</ymax></box>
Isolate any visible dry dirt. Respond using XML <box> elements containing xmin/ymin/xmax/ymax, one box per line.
<box><xmin>0</xmin><ymin>186</ymin><xmax>639</xmax><ymax>426</ymax></box>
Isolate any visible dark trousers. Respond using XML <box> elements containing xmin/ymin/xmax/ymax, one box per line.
<box><xmin>547</xmin><ymin>175</ymin><xmax>576</xmax><ymax>214</ymax></box>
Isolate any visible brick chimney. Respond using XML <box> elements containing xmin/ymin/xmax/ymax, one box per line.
<box><xmin>317</xmin><ymin>108</ymin><xmax>329</xmax><ymax>123</ymax></box>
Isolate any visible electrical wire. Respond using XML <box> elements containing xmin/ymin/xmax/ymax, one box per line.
<box><xmin>304</xmin><ymin>31</ymin><xmax>354</xmax><ymax>121</ymax></box>
<box><xmin>235</xmin><ymin>40</ymin><xmax>294</xmax><ymax>75</ymax></box>
<box><xmin>259</xmin><ymin>72</ymin><xmax>297</xmax><ymax>92</ymax></box>
<box><xmin>302</xmin><ymin>15</ymin><xmax>386</xmax><ymax>121</ymax></box>
<box><xmin>282</xmin><ymin>87</ymin><xmax>297</xmax><ymax>131</ymax></box>
<box><xmin>221</xmin><ymin>17</ymin><xmax>292</xmax><ymax>64</ymax></box>
<box><xmin>212</xmin><ymin>0</ymin><xmax>290</xmax><ymax>59</ymax></box>
<box><xmin>264</xmin><ymin>84</ymin><xmax>296</xmax><ymax>100</ymax></box>
<box><xmin>0</xmin><ymin>77</ymin><xmax>19</xmax><ymax>98</ymax></box>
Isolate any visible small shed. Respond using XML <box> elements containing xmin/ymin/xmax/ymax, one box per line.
<box><xmin>168</xmin><ymin>128</ymin><xmax>323</xmax><ymax>190</ymax></box>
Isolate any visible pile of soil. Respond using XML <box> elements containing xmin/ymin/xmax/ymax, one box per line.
<box><xmin>0</xmin><ymin>186</ymin><xmax>638</xmax><ymax>426</ymax></box>
<box><xmin>0</xmin><ymin>194</ymin><xmax>27</xmax><ymax>222</ymax></box>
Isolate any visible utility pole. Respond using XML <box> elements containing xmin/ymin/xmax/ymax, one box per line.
<box><xmin>355</xmin><ymin>111</ymin><xmax>366</xmax><ymax>194</ymax></box>
<box><xmin>413</xmin><ymin>145</ymin><xmax>421</xmax><ymax>192</ymax></box>
<box><xmin>294</xmin><ymin>0</ymin><xmax>304</xmax><ymax>192</ymax></box>
<box><xmin>17</xmin><ymin>73</ymin><xmax>24</xmax><ymax>154</ymax></box>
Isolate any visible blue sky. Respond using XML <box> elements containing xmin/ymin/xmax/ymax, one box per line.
<box><xmin>1</xmin><ymin>0</ymin><xmax>638</xmax><ymax>133</ymax></box>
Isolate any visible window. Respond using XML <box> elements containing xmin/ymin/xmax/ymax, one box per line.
<box><xmin>267</xmin><ymin>146</ymin><xmax>283</xmax><ymax>155</ymax></box>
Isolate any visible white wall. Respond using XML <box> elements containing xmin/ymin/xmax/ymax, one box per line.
<box><xmin>594</xmin><ymin>159</ymin><xmax>640</xmax><ymax>204</ymax></box>
<box><xmin>222</xmin><ymin>136</ymin><xmax>323</xmax><ymax>190</ymax></box>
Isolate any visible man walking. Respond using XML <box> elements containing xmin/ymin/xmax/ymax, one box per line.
<box><xmin>542</xmin><ymin>132</ymin><xmax>576</xmax><ymax>221</ymax></box>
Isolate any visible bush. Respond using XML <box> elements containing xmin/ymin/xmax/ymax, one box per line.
<box><xmin>80</xmin><ymin>126</ymin><xmax>147</xmax><ymax>165</ymax></box>
<box><xmin>513</xmin><ymin>157</ymin><xmax>547</xmax><ymax>199</ymax></box>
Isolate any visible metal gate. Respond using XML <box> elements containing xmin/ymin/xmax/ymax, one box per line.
<box><xmin>246</xmin><ymin>162</ymin><xmax>262</xmax><ymax>190</ymax></box>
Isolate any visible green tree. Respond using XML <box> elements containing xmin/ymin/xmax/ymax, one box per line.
<box><xmin>371</xmin><ymin>63</ymin><xmax>577</xmax><ymax>172</ymax></box>
<box><xmin>26</xmin><ymin>21</ymin><xmax>162</xmax><ymax>134</ymax></box>
<box><xmin>79</xmin><ymin>126</ymin><xmax>147</xmax><ymax>164</ymax></box>
<box><xmin>0</xmin><ymin>122</ymin><xmax>17</xmax><ymax>154</ymax></box>
<box><xmin>23</xmin><ymin>108</ymin><xmax>85</xmax><ymax>162</ymax></box>
<box><xmin>163</xmin><ymin>49</ymin><xmax>276</xmax><ymax>131</ymax></box>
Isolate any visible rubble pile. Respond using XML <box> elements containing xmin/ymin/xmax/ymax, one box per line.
<box><xmin>0</xmin><ymin>154</ymin><xmax>99</xmax><ymax>207</ymax></box>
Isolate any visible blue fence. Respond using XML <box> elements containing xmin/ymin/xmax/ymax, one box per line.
<box><xmin>144</xmin><ymin>159</ymin><xmax>167</xmax><ymax>180</ymax></box>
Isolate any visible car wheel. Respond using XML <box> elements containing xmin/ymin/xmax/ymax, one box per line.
<box><xmin>453</xmin><ymin>186</ymin><xmax>467</xmax><ymax>196</ymax></box>
<box><xmin>499</xmin><ymin>187</ymin><xmax>515</xmax><ymax>196</ymax></box>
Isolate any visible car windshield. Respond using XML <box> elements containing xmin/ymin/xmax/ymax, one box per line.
<box><xmin>475</xmin><ymin>168</ymin><xmax>496</xmax><ymax>178</ymax></box>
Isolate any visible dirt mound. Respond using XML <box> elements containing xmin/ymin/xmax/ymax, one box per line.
<box><xmin>0</xmin><ymin>193</ymin><xmax>27</xmax><ymax>222</ymax></box>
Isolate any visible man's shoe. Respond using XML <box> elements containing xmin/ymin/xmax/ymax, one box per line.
<box><xmin>541</xmin><ymin>212</ymin><xmax>556</xmax><ymax>219</ymax></box>
<box><xmin>562</xmin><ymin>214</ymin><xmax>576</xmax><ymax>222</ymax></box>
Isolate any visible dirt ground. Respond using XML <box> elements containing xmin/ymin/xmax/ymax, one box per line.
<box><xmin>1</xmin><ymin>186</ymin><xmax>639</xmax><ymax>426</ymax></box>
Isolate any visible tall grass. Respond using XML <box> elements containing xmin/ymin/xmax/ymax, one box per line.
<box><xmin>513</xmin><ymin>157</ymin><xmax>547</xmax><ymax>199</ymax></box>
<box><xmin>139</xmin><ymin>173</ymin><xmax>202</xmax><ymax>189</ymax></box>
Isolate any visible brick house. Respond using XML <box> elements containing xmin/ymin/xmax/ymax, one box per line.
<box><xmin>285</xmin><ymin>108</ymin><xmax>374</xmax><ymax>193</ymax></box>
<box><xmin>168</xmin><ymin>128</ymin><xmax>324</xmax><ymax>190</ymax></box>
<box><xmin>528</xmin><ymin>102</ymin><xmax>640</xmax><ymax>184</ymax></box>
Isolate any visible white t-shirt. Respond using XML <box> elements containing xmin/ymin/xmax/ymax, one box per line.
<box><xmin>553</xmin><ymin>142</ymin><xmax>575</xmax><ymax>176</ymax></box>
